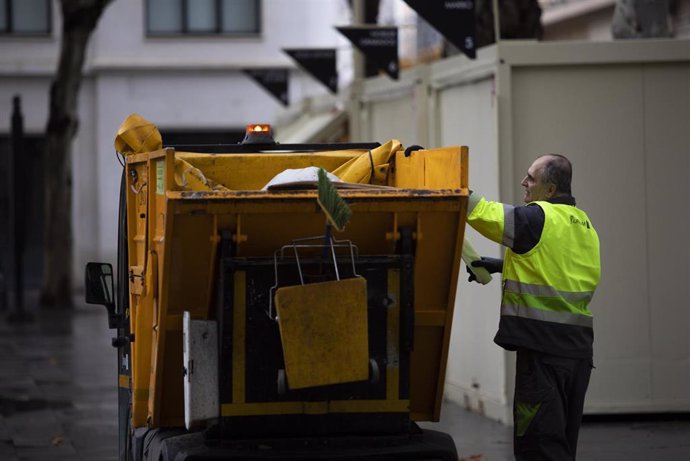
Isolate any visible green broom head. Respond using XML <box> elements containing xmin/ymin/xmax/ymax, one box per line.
<box><xmin>317</xmin><ymin>168</ymin><xmax>351</xmax><ymax>232</ymax></box>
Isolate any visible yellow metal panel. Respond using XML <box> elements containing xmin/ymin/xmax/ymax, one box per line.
<box><xmin>393</xmin><ymin>146</ymin><xmax>464</xmax><ymax>189</ymax></box>
<box><xmin>131</xmin><ymin>252</ymin><xmax>156</xmax><ymax>428</ymax></box>
<box><xmin>410</xmin><ymin>211</ymin><xmax>464</xmax><ymax>421</ymax></box>
<box><xmin>424</xmin><ymin>148</ymin><xmax>461</xmax><ymax>189</ymax></box>
<box><xmin>129</xmin><ymin>266</ymin><xmax>144</xmax><ymax>295</ymax></box>
<box><xmin>147</xmin><ymin>150</ymin><xmax>174</xmax><ymax>427</ymax></box>
<box><xmin>174</xmin><ymin>158</ymin><xmax>229</xmax><ymax>192</ymax></box>
<box><xmin>222</xmin><ymin>402</ymin><xmax>305</xmax><ymax>417</ymax></box>
<box><xmin>409</xmin><ymin>327</ymin><xmax>444</xmax><ymax>419</ymax></box>
<box><xmin>126</xmin><ymin>161</ymin><xmax>148</xmax><ymax>419</ymax></box>
<box><xmin>159</xmin><ymin>330</ymin><xmax>185</xmax><ymax>424</ymax></box>
<box><xmin>166</xmin><ymin>213</ymin><xmax>215</xmax><ymax>319</ymax></box>
<box><xmin>177</xmin><ymin>151</ymin><xmax>363</xmax><ymax>190</ymax></box>
<box><xmin>233</xmin><ymin>271</ymin><xmax>246</xmax><ymax>404</ymax></box>
<box><xmin>275</xmin><ymin>278</ymin><xmax>369</xmax><ymax>389</ymax></box>
<box><xmin>145</xmin><ymin>285</ymin><xmax>161</xmax><ymax>425</ymax></box>
<box><xmin>415</xmin><ymin>310</ymin><xmax>447</xmax><ymax>327</ymax></box>
<box><xmin>414</xmin><ymin>212</ymin><xmax>458</xmax><ymax>309</ymax></box>
<box><xmin>220</xmin><ymin>400</ymin><xmax>410</xmax><ymax>417</ymax></box>
<box><xmin>433</xmin><ymin>206</ymin><xmax>468</xmax><ymax>421</ymax></box>
<box><xmin>328</xmin><ymin>399</ymin><xmax>409</xmax><ymax>413</ymax></box>
<box><xmin>393</xmin><ymin>150</ymin><xmax>425</xmax><ymax>188</ymax></box>
<box><xmin>133</xmin><ymin>388</ymin><xmax>149</xmax><ymax>402</ymax></box>
<box><xmin>460</xmin><ymin>145</ymin><xmax>469</xmax><ymax>190</ymax></box>
<box><xmin>303</xmin><ymin>402</ymin><xmax>328</xmax><ymax>415</ymax></box>
<box><xmin>124</xmin><ymin>144</ymin><xmax>469</xmax><ymax>427</ymax></box>
<box><xmin>393</xmin><ymin>146</ymin><xmax>467</xmax><ymax>189</ymax></box>
<box><xmin>165</xmin><ymin>314</ymin><xmax>184</xmax><ymax>330</ymax></box>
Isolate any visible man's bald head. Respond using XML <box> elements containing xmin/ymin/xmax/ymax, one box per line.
<box><xmin>539</xmin><ymin>154</ymin><xmax>572</xmax><ymax>197</ymax></box>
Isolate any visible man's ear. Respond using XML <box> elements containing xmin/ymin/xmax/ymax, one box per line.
<box><xmin>546</xmin><ymin>182</ymin><xmax>558</xmax><ymax>198</ymax></box>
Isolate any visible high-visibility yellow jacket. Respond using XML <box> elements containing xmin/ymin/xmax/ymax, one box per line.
<box><xmin>467</xmin><ymin>194</ymin><xmax>601</xmax><ymax>357</ymax></box>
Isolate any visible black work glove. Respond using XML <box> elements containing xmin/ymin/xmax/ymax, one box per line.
<box><xmin>466</xmin><ymin>257</ymin><xmax>504</xmax><ymax>282</ymax></box>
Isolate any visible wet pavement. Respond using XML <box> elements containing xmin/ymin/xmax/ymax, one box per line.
<box><xmin>0</xmin><ymin>293</ymin><xmax>117</xmax><ymax>461</ymax></box>
<box><xmin>425</xmin><ymin>401</ymin><xmax>690</xmax><ymax>461</ymax></box>
<box><xmin>1</xmin><ymin>291</ymin><xmax>689</xmax><ymax>461</ymax></box>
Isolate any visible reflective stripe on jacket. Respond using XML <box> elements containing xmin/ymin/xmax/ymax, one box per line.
<box><xmin>468</xmin><ymin>195</ymin><xmax>601</xmax><ymax>357</ymax></box>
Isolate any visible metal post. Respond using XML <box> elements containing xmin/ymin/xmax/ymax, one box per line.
<box><xmin>8</xmin><ymin>95</ymin><xmax>31</xmax><ymax>322</ymax></box>
<box><xmin>492</xmin><ymin>0</ymin><xmax>501</xmax><ymax>45</ymax></box>
<box><xmin>352</xmin><ymin>0</ymin><xmax>365</xmax><ymax>81</ymax></box>
<box><xmin>348</xmin><ymin>0</ymin><xmax>365</xmax><ymax>142</ymax></box>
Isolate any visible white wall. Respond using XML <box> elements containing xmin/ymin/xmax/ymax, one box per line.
<box><xmin>0</xmin><ymin>0</ymin><xmax>60</xmax><ymax>76</ymax></box>
<box><xmin>73</xmin><ymin>79</ymin><xmax>100</xmax><ymax>278</ymax></box>
<box><xmin>95</xmin><ymin>0</ymin><xmax>339</xmax><ymax>59</ymax></box>
<box><xmin>438</xmin><ymin>75</ymin><xmax>509</xmax><ymax>423</ymax></box>
<box><xmin>91</xmin><ymin>0</ymin><xmax>351</xmax><ymax>80</ymax></box>
<box><xmin>642</xmin><ymin>64</ymin><xmax>690</xmax><ymax>409</ymax></box>
<box><xmin>509</xmin><ymin>59</ymin><xmax>690</xmax><ymax>413</ymax></box>
<box><xmin>356</xmin><ymin>39</ymin><xmax>690</xmax><ymax>421</ymax></box>
<box><xmin>360</xmin><ymin>65</ymin><xmax>432</xmax><ymax>149</ymax></box>
<box><xmin>426</xmin><ymin>53</ymin><xmax>512</xmax><ymax>423</ymax></box>
<box><xmin>358</xmin><ymin>50</ymin><xmax>513</xmax><ymax>423</ymax></box>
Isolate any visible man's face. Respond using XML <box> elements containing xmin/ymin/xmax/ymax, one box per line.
<box><xmin>520</xmin><ymin>156</ymin><xmax>555</xmax><ymax>203</ymax></box>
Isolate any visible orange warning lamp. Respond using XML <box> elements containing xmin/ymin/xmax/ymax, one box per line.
<box><xmin>242</xmin><ymin>124</ymin><xmax>275</xmax><ymax>144</ymax></box>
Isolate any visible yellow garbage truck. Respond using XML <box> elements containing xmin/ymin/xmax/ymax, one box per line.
<box><xmin>85</xmin><ymin>115</ymin><xmax>470</xmax><ymax>461</ymax></box>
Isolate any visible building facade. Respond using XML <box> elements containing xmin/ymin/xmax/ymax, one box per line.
<box><xmin>3</xmin><ymin>0</ymin><xmax>689</xmax><ymax>290</ymax></box>
<box><xmin>0</xmin><ymin>0</ymin><xmax>352</xmax><ymax>287</ymax></box>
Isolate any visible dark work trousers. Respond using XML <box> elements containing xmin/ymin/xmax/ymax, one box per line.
<box><xmin>513</xmin><ymin>349</ymin><xmax>593</xmax><ymax>461</ymax></box>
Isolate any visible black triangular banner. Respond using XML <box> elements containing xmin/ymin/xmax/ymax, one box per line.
<box><xmin>283</xmin><ymin>48</ymin><xmax>338</xmax><ymax>94</ymax></box>
<box><xmin>243</xmin><ymin>68</ymin><xmax>289</xmax><ymax>107</ymax></box>
<box><xmin>403</xmin><ymin>0</ymin><xmax>476</xmax><ymax>59</ymax></box>
<box><xmin>336</xmin><ymin>26</ymin><xmax>399</xmax><ymax>80</ymax></box>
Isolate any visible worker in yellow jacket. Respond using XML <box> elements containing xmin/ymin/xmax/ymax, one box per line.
<box><xmin>467</xmin><ymin>154</ymin><xmax>601</xmax><ymax>461</ymax></box>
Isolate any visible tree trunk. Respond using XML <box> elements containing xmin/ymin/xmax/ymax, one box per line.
<box><xmin>612</xmin><ymin>0</ymin><xmax>673</xmax><ymax>38</ymax></box>
<box><xmin>475</xmin><ymin>0</ymin><xmax>543</xmax><ymax>48</ymax></box>
<box><xmin>40</xmin><ymin>0</ymin><xmax>112</xmax><ymax>307</ymax></box>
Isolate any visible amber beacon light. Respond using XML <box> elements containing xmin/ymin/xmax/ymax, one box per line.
<box><xmin>242</xmin><ymin>123</ymin><xmax>275</xmax><ymax>144</ymax></box>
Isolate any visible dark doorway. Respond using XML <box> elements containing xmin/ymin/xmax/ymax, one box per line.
<box><xmin>160</xmin><ymin>129</ymin><xmax>245</xmax><ymax>148</ymax></box>
<box><xmin>0</xmin><ymin>134</ymin><xmax>45</xmax><ymax>293</ymax></box>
